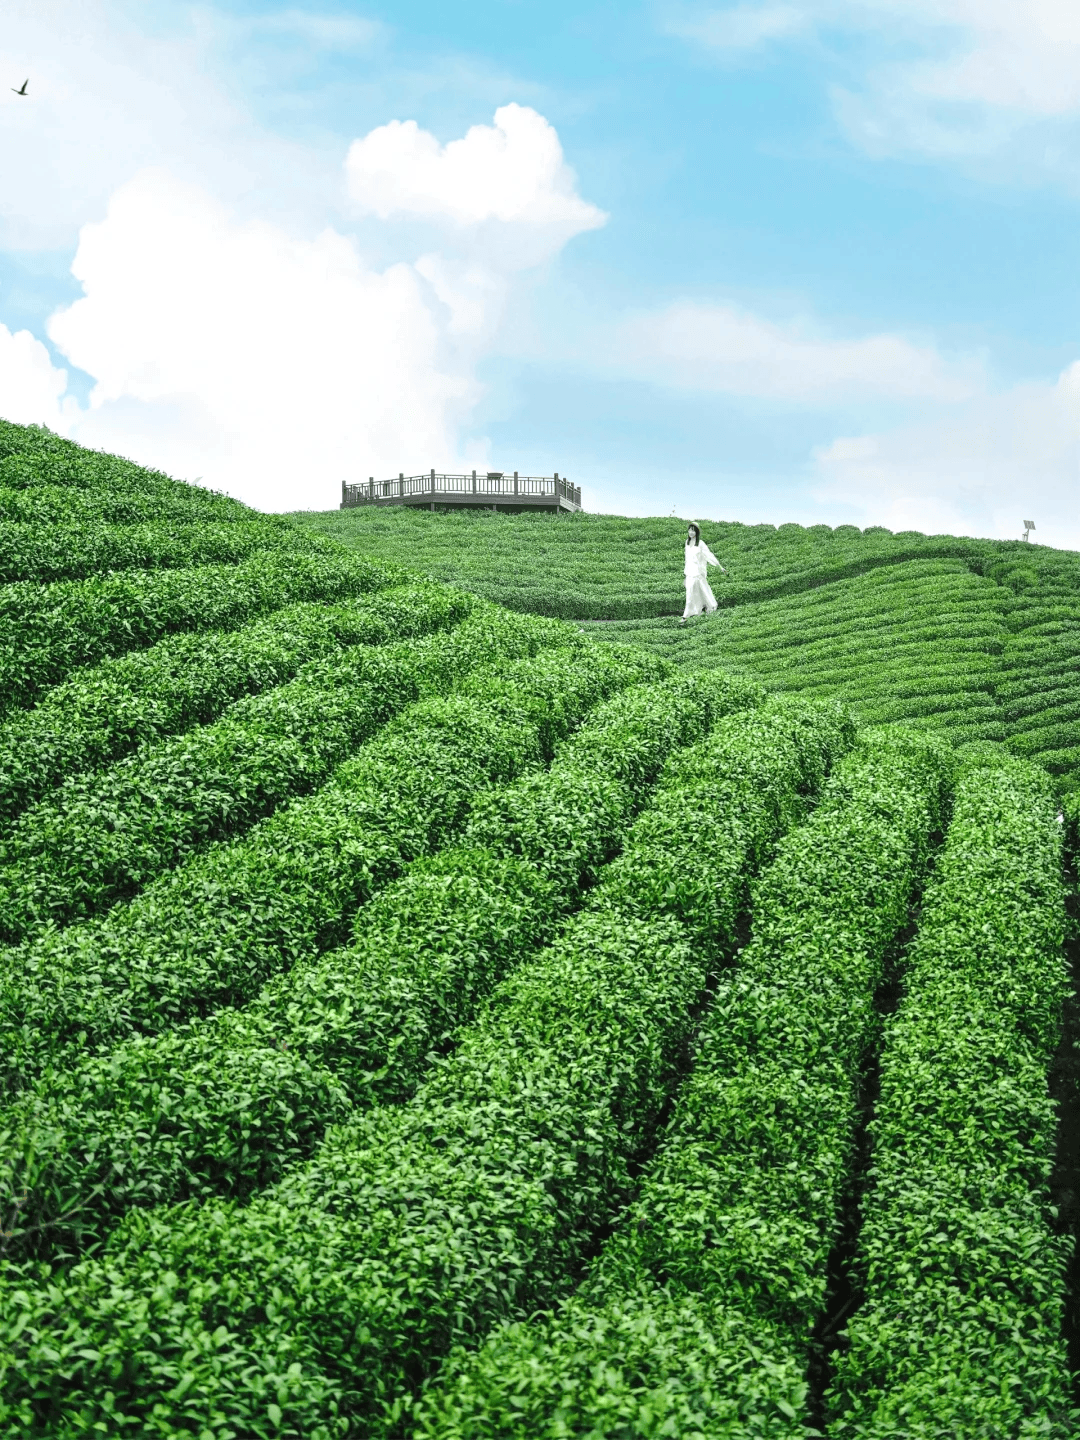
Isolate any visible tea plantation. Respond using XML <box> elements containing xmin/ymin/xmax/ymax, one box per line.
<box><xmin>299</xmin><ymin>504</ymin><xmax>1080</xmax><ymax>793</ymax></box>
<box><xmin>0</xmin><ymin>417</ymin><xmax>1076</xmax><ymax>1437</ymax></box>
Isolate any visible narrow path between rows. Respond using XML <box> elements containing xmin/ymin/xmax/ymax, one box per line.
<box><xmin>803</xmin><ymin>921</ymin><xmax>914</xmax><ymax>1434</ymax></box>
<box><xmin>1050</xmin><ymin>861</ymin><xmax>1080</xmax><ymax>1399</ymax></box>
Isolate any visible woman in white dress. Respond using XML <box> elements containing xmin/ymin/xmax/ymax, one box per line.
<box><xmin>681</xmin><ymin>522</ymin><xmax>726</xmax><ymax>623</ymax></box>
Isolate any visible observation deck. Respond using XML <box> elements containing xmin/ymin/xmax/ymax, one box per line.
<box><xmin>341</xmin><ymin>470</ymin><xmax>582</xmax><ymax>515</ymax></box>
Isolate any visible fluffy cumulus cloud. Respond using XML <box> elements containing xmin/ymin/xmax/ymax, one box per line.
<box><xmin>345</xmin><ymin>104</ymin><xmax>607</xmax><ymax>267</ymax></box>
<box><xmin>617</xmin><ymin>300</ymin><xmax>982</xmax><ymax>402</ymax></box>
<box><xmin>43</xmin><ymin>171</ymin><xmax>471</xmax><ymax>510</ymax></box>
<box><xmin>1</xmin><ymin>100</ymin><xmax>604</xmax><ymax>511</ymax></box>
<box><xmin>0</xmin><ymin>326</ymin><xmax>75</xmax><ymax>428</ymax></box>
<box><xmin>813</xmin><ymin>362</ymin><xmax>1080</xmax><ymax>549</ymax></box>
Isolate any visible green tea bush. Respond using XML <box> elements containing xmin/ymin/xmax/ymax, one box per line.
<box><xmin>293</xmin><ymin>506</ymin><xmax>994</xmax><ymax>621</ymax></box>
<box><xmin>0</xmin><ymin>590</ymin><xmax>476</xmax><ymax>940</ymax></box>
<box><xmin>4</xmin><ymin>418</ymin><xmax>1080</xmax><ymax>1429</ymax></box>
<box><xmin>0</xmin><ymin>420</ymin><xmax>245</xmax><ymax>519</ymax></box>
<box><xmin>416</xmin><ymin>726</ymin><xmax>953</xmax><ymax>1437</ymax></box>
<box><xmin>299</xmin><ymin>503</ymin><xmax>1080</xmax><ymax>785</ymax></box>
<box><xmin>0</xmin><ymin>582</ymin><xmax>463</xmax><ymax>827</ymax></box>
<box><xmin>0</xmin><ymin>670</ymin><xmax>754</xmax><ymax>1262</ymax></box>
<box><xmin>0</xmin><ymin>615</ymin><xmax>653</xmax><ymax>1093</ymax></box>
<box><xmin>0</xmin><ymin>516</ymin><xmax>323</xmax><ymax>584</ymax></box>
<box><xmin>826</xmin><ymin>754</ymin><xmax>1074</xmax><ymax>1438</ymax></box>
<box><xmin>0</xmin><ymin>548</ymin><xmax>406</xmax><ymax>715</ymax></box>
<box><xmin>0</xmin><ymin>694</ymin><xmax>851</xmax><ymax>1436</ymax></box>
<box><xmin>0</xmin><ymin>481</ymin><xmax>247</xmax><ymax>527</ymax></box>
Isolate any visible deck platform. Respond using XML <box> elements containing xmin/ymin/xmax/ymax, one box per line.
<box><xmin>341</xmin><ymin>471</ymin><xmax>582</xmax><ymax>514</ymax></box>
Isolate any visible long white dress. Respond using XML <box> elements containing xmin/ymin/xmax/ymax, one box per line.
<box><xmin>683</xmin><ymin>540</ymin><xmax>723</xmax><ymax>617</ymax></box>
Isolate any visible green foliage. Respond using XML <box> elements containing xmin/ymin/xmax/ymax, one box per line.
<box><xmin>1063</xmin><ymin>790</ymin><xmax>1080</xmax><ymax>853</ymax></box>
<box><xmin>595</xmin><ymin>694</ymin><xmax>854</xmax><ymax>950</ymax></box>
<box><xmin>826</xmin><ymin>755</ymin><xmax>1074</xmax><ymax>1437</ymax></box>
<box><xmin>465</xmin><ymin>669</ymin><xmax>763</xmax><ymax>898</ymax></box>
<box><xmin>0</xmin><ymin>669</ymin><xmax>748</xmax><ymax>1264</ymax></box>
<box><xmin>0</xmin><ymin>607</ymin><xmax>578</xmax><ymax>1093</ymax></box>
<box><xmin>0</xmin><ymin>419</ymin><xmax>245</xmax><ymax>518</ymax></box>
<box><xmin>0</xmin><ymin>587</ymin><xmax>475</xmax><ymax>941</ymax></box>
<box><xmin>0</xmin><ymin>583</ymin><xmax>465</xmax><ymax>828</ymax></box>
<box><xmin>2</xmin><ymin>420</ymin><xmax>1078</xmax><ymax>1437</ymax></box>
<box><xmin>417</xmin><ymin>1291</ymin><xmax>804</xmax><ymax>1440</ymax></box>
<box><xmin>987</xmin><ymin>559</ymin><xmax>1040</xmax><ymax>594</ymax></box>
<box><xmin>291</xmin><ymin>506</ymin><xmax>994</xmax><ymax>621</ymax></box>
<box><xmin>299</xmin><ymin>503</ymin><xmax>1080</xmax><ymax>787</ymax></box>
<box><xmin>0</xmin><ymin>480</ymin><xmax>246</xmax><ymax>527</ymax></box>
<box><xmin>0</xmin><ymin>516</ymin><xmax>326</xmax><ymax>584</ymax></box>
<box><xmin>585</xmin><ymin>559</ymin><xmax>1008</xmax><ymax>736</ymax></box>
<box><xmin>0</xmin><ymin>694</ymin><xmax>853</xmax><ymax>1436</ymax></box>
<box><xmin>0</xmin><ymin>548</ymin><xmax>407</xmax><ymax>716</ymax></box>
<box><xmin>416</xmin><ymin>726</ymin><xmax>953</xmax><ymax>1438</ymax></box>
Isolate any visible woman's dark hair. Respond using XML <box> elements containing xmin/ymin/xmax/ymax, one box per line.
<box><xmin>687</xmin><ymin>522</ymin><xmax>701</xmax><ymax>545</ymax></box>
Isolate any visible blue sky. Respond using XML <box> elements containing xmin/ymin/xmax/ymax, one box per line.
<box><xmin>2</xmin><ymin>1</ymin><xmax>1079</xmax><ymax>544</ymax></box>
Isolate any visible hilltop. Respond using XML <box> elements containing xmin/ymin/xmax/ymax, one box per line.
<box><xmin>293</xmin><ymin>505</ymin><xmax>1080</xmax><ymax>790</ymax></box>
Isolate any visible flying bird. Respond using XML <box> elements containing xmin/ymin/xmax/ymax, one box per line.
<box><xmin>12</xmin><ymin>79</ymin><xmax>28</xmax><ymax>96</ymax></box>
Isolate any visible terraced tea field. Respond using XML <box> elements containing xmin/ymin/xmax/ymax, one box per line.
<box><xmin>298</xmin><ymin>505</ymin><xmax>1080</xmax><ymax>791</ymax></box>
<box><xmin>0</xmin><ymin>419</ymin><xmax>1076</xmax><ymax>1437</ymax></box>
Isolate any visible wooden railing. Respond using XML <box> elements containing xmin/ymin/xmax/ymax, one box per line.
<box><xmin>341</xmin><ymin>470</ymin><xmax>582</xmax><ymax>511</ymax></box>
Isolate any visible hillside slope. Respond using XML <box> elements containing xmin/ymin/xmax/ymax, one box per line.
<box><xmin>294</xmin><ymin>505</ymin><xmax>1080</xmax><ymax>790</ymax></box>
<box><xmin>0</xmin><ymin>422</ymin><xmax>1075</xmax><ymax>1434</ymax></box>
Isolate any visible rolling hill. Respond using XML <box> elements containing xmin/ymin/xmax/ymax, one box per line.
<box><xmin>0</xmin><ymin>420</ymin><xmax>1075</xmax><ymax>1437</ymax></box>
<box><xmin>295</xmin><ymin>505</ymin><xmax>1080</xmax><ymax>791</ymax></box>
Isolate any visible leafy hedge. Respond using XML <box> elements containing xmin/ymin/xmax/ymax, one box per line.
<box><xmin>587</xmin><ymin>561</ymin><xmax>1007</xmax><ymax>744</ymax></box>
<box><xmin>1064</xmin><ymin>790</ymin><xmax>1080</xmax><ymax>854</ymax></box>
<box><xmin>0</xmin><ymin>547</ymin><xmax>406</xmax><ymax>716</ymax></box>
<box><xmin>0</xmin><ymin>517</ymin><xmax>326</xmax><ymax>584</ymax></box>
<box><xmin>0</xmin><ymin>694</ymin><xmax>852</xmax><ymax>1435</ymax></box>
<box><xmin>0</xmin><ymin>587</ymin><xmax>476</xmax><ymax>941</ymax></box>
<box><xmin>0</xmin><ymin>669</ymin><xmax>755</xmax><ymax>1263</ymax></box>
<box><xmin>296</xmin><ymin>504</ymin><xmax>1005</xmax><ymax>621</ymax></box>
<box><xmin>0</xmin><ymin>420</ymin><xmax>246</xmax><ymax>518</ymax></box>
<box><xmin>0</xmin><ymin>615</ymin><xmax>650</xmax><ymax>1094</ymax></box>
<box><xmin>826</xmin><ymin>753</ymin><xmax>1075</xmax><ymax>1438</ymax></box>
<box><xmin>416</xmin><ymin>726</ymin><xmax>954</xmax><ymax>1438</ymax></box>
<box><xmin>0</xmin><ymin>480</ymin><xmax>248</xmax><ymax>528</ymax></box>
<box><xmin>0</xmin><ymin>583</ymin><xmax>462</xmax><ymax>828</ymax></box>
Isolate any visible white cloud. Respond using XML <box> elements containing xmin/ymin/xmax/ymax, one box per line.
<box><xmin>0</xmin><ymin>0</ymin><xmax>332</xmax><ymax>251</ymax></box>
<box><xmin>668</xmin><ymin>1</ymin><xmax>1080</xmax><ymax>166</ymax></box>
<box><xmin>0</xmin><ymin>325</ymin><xmax>75</xmax><ymax>427</ymax></box>
<box><xmin>413</xmin><ymin>253</ymin><xmax>507</xmax><ymax>340</ymax></box>
<box><xmin>345</xmin><ymin>104</ymin><xmax>607</xmax><ymax>265</ymax></box>
<box><xmin>617</xmin><ymin>300</ymin><xmax>983</xmax><ymax>402</ymax></box>
<box><xmin>41</xmin><ymin>170</ymin><xmax>474</xmax><ymax>510</ymax></box>
<box><xmin>889</xmin><ymin>0</ymin><xmax>1080</xmax><ymax>116</ymax></box>
<box><xmin>5</xmin><ymin>98</ymin><xmax>604</xmax><ymax>511</ymax></box>
<box><xmin>813</xmin><ymin>361</ymin><xmax>1080</xmax><ymax>548</ymax></box>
